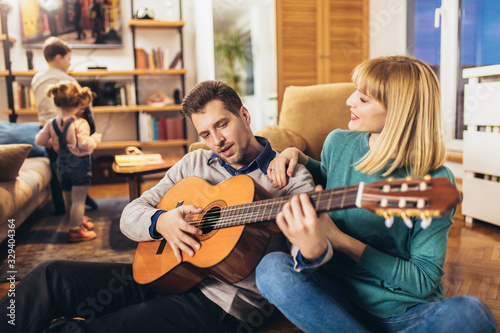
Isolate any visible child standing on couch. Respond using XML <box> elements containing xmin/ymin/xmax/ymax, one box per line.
<box><xmin>35</xmin><ymin>82</ymin><xmax>102</xmax><ymax>242</ymax></box>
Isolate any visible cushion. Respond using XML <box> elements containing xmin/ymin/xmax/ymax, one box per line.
<box><xmin>188</xmin><ymin>142</ymin><xmax>210</xmax><ymax>152</ymax></box>
<box><xmin>278</xmin><ymin>83</ymin><xmax>355</xmax><ymax>160</ymax></box>
<box><xmin>256</xmin><ymin>125</ymin><xmax>307</xmax><ymax>153</ymax></box>
<box><xmin>0</xmin><ymin>121</ymin><xmax>47</xmax><ymax>157</ymax></box>
<box><xmin>0</xmin><ymin>144</ymin><xmax>33</xmax><ymax>181</ymax></box>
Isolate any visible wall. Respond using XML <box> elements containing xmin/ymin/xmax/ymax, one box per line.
<box><xmin>196</xmin><ymin>0</ymin><xmax>277</xmax><ymax>134</ymax></box>
<box><xmin>369</xmin><ymin>0</ymin><xmax>407</xmax><ymax>57</ymax></box>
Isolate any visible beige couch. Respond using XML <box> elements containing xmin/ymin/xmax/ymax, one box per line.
<box><xmin>0</xmin><ymin>144</ymin><xmax>51</xmax><ymax>243</ymax></box>
<box><xmin>190</xmin><ymin>82</ymin><xmax>356</xmax><ymax>160</ymax></box>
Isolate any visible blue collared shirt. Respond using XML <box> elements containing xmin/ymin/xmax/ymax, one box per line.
<box><xmin>149</xmin><ymin>136</ymin><xmax>276</xmax><ymax>238</ymax></box>
<box><xmin>207</xmin><ymin>136</ymin><xmax>276</xmax><ymax>176</ymax></box>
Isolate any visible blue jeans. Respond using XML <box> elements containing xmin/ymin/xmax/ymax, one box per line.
<box><xmin>256</xmin><ymin>252</ymin><xmax>497</xmax><ymax>333</ymax></box>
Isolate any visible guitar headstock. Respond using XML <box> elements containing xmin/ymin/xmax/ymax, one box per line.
<box><xmin>359</xmin><ymin>176</ymin><xmax>461</xmax><ymax>229</ymax></box>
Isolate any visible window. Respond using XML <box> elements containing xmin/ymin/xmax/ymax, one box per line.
<box><xmin>408</xmin><ymin>0</ymin><xmax>500</xmax><ymax>149</ymax></box>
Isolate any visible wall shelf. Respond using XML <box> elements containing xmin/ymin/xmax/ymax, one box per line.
<box><xmin>4</xmin><ymin>105</ymin><xmax>183</xmax><ymax>115</ymax></box>
<box><xmin>128</xmin><ymin>19</ymin><xmax>185</xmax><ymax>29</ymax></box>
<box><xmin>0</xmin><ymin>34</ymin><xmax>15</xmax><ymax>43</ymax></box>
<box><xmin>0</xmin><ymin>69</ymin><xmax>188</xmax><ymax>77</ymax></box>
<box><xmin>96</xmin><ymin>139</ymin><xmax>190</xmax><ymax>150</ymax></box>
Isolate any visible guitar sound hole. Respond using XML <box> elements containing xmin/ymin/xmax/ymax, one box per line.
<box><xmin>200</xmin><ymin>206</ymin><xmax>221</xmax><ymax>234</ymax></box>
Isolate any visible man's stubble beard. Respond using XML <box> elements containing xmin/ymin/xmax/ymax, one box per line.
<box><xmin>222</xmin><ymin>136</ymin><xmax>251</xmax><ymax>166</ymax></box>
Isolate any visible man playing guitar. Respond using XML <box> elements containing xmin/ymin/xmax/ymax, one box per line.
<box><xmin>0</xmin><ymin>80</ymin><xmax>315</xmax><ymax>333</ymax></box>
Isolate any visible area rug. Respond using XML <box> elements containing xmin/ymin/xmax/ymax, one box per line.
<box><xmin>0</xmin><ymin>196</ymin><xmax>137</xmax><ymax>282</ymax></box>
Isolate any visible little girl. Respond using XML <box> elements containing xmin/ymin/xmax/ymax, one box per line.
<box><xmin>36</xmin><ymin>82</ymin><xmax>102</xmax><ymax>242</ymax></box>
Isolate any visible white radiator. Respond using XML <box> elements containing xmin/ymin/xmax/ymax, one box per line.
<box><xmin>462</xmin><ymin>66</ymin><xmax>500</xmax><ymax>226</ymax></box>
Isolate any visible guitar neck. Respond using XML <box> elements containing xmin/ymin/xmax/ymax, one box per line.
<box><xmin>216</xmin><ymin>183</ymin><xmax>361</xmax><ymax>228</ymax></box>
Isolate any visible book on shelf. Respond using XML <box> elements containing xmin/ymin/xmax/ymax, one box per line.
<box><xmin>11</xmin><ymin>81</ymin><xmax>36</xmax><ymax>109</ymax></box>
<box><xmin>151</xmin><ymin>117</ymin><xmax>157</xmax><ymax>141</ymax></box>
<box><xmin>138</xmin><ymin>112</ymin><xmax>150</xmax><ymax>142</ymax></box>
<box><xmin>135</xmin><ymin>47</ymin><xmax>167</xmax><ymax>69</ymax></box>
<box><xmin>119</xmin><ymin>86</ymin><xmax>127</xmax><ymax>106</ymax></box>
<box><xmin>29</xmin><ymin>88</ymin><xmax>36</xmax><ymax>108</ymax></box>
<box><xmin>169</xmin><ymin>50</ymin><xmax>182</xmax><ymax>69</ymax></box>
<box><xmin>116</xmin><ymin>83</ymin><xmax>136</xmax><ymax>107</ymax></box>
<box><xmin>114</xmin><ymin>153</ymin><xmax>164</xmax><ymax>167</ymax></box>
<box><xmin>166</xmin><ymin>117</ymin><xmax>184</xmax><ymax>140</ymax></box>
<box><xmin>135</xmin><ymin>47</ymin><xmax>148</xmax><ymax>69</ymax></box>
<box><xmin>138</xmin><ymin>112</ymin><xmax>185</xmax><ymax>142</ymax></box>
<box><xmin>124</xmin><ymin>82</ymin><xmax>137</xmax><ymax>106</ymax></box>
<box><xmin>12</xmin><ymin>81</ymin><xmax>19</xmax><ymax>110</ymax></box>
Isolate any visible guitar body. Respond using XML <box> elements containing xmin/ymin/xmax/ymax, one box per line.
<box><xmin>133</xmin><ymin>175</ymin><xmax>278</xmax><ymax>295</ymax></box>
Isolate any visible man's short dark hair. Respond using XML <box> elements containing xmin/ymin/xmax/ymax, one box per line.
<box><xmin>42</xmin><ymin>37</ymin><xmax>72</xmax><ymax>62</ymax></box>
<box><xmin>181</xmin><ymin>80</ymin><xmax>243</xmax><ymax>120</ymax></box>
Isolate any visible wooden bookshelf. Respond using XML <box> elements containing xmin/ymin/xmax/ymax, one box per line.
<box><xmin>92</xmin><ymin>105</ymin><xmax>183</xmax><ymax>113</ymax></box>
<box><xmin>96</xmin><ymin>139</ymin><xmax>190</xmax><ymax>150</ymax></box>
<box><xmin>0</xmin><ymin>34</ymin><xmax>16</xmax><ymax>43</ymax></box>
<box><xmin>128</xmin><ymin>19</ymin><xmax>185</xmax><ymax>29</ymax></box>
<box><xmin>4</xmin><ymin>105</ymin><xmax>183</xmax><ymax>115</ymax></box>
<box><xmin>3</xmin><ymin>108</ymin><xmax>37</xmax><ymax>115</ymax></box>
<box><xmin>2</xmin><ymin>1</ymin><xmax>190</xmax><ymax>154</ymax></box>
<box><xmin>0</xmin><ymin>69</ymin><xmax>188</xmax><ymax>77</ymax></box>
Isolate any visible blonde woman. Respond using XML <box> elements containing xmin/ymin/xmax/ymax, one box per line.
<box><xmin>36</xmin><ymin>82</ymin><xmax>102</xmax><ymax>243</ymax></box>
<box><xmin>256</xmin><ymin>56</ymin><xmax>497</xmax><ymax>332</ymax></box>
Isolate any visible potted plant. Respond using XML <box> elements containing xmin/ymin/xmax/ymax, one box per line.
<box><xmin>214</xmin><ymin>30</ymin><xmax>251</xmax><ymax>94</ymax></box>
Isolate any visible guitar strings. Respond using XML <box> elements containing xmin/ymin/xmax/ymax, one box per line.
<box><xmin>183</xmin><ymin>191</ymin><xmax>363</xmax><ymax>227</ymax></box>
<box><xmin>179</xmin><ymin>190</ymin><xmax>364</xmax><ymax>228</ymax></box>
<box><xmin>178</xmin><ymin>191</ymin><xmax>421</xmax><ymax>228</ymax></box>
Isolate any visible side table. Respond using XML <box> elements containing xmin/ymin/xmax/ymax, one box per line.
<box><xmin>112</xmin><ymin>154</ymin><xmax>182</xmax><ymax>201</ymax></box>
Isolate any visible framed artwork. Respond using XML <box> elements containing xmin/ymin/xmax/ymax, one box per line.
<box><xmin>20</xmin><ymin>0</ymin><xmax>122</xmax><ymax>48</ymax></box>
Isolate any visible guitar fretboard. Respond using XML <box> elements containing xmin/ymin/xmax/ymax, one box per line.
<box><xmin>213</xmin><ymin>184</ymin><xmax>361</xmax><ymax>229</ymax></box>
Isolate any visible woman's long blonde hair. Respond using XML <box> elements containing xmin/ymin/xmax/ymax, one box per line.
<box><xmin>353</xmin><ymin>55</ymin><xmax>446</xmax><ymax>178</ymax></box>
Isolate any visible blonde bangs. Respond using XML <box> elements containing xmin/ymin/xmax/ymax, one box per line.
<box><xmin>352</xmin><ymin>61</ymin><xmax>388</xmax><ymax>109</ymax></box>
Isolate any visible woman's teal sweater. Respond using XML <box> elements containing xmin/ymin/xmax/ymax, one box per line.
<box><xmin>306</xmin><ymin>129</ymin><xmax>456</xmax><ymax>318</ymax></box>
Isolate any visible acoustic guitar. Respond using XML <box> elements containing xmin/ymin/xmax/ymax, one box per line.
<box><xmin>132</xmin><ymin>175</ymin><xmax>460</xmax><ymax>295</ymax></box>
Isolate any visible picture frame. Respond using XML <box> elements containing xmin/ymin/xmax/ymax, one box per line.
<box><xmin>20</xmin><ymin>0</ymin><xmax>122</xmax><ymax>48</ymax></box>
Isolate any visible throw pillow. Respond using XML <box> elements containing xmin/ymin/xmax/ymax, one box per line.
<box><xmin>0</xmin><ymin>144</ymin><xmax>33</xmax><ymax>181</ymax></box>
<box><xmin>0</xmin><ymin>121</ymin><xmax>47</xmax><ymax>157</ymax></box>
<box><xmin>256</xmin><ymin>125</ymin><xmax>307</xmax><ymax>153</ymax></box>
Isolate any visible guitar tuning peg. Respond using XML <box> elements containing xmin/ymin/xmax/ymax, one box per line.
<box><xmin>383</xmin><ymin>212</ymin><xmax>394</xmax><ymax>228</ymax></box>
<box><xmin>417</xmin><ymin>198</ymin><xmax>426</xmax><ymax>209</ymax></box>
<box><xmin>401</xmin><ymin>212</ymin><xmax>414</xmax><ymax>228</ymax></box>
<box><xmin>419</xmin><ymin>182</ymin><xmax>427</xmax><ymax>191</ymax></box>
<box><xmin>420</xmin><ymin>212</ymin><xmax>432</xmax><ymax>229</ymax></box>
<box><xmin>421</xmin><ymin>217</ymin><xmax>433</xmax><ymax>229</ymax></box>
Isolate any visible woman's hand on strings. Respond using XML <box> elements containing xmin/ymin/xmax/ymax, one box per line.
<box><xmin>276</xmin><ymin>185</ymin><xmax>330</xmax><ymax>261</ymax></box>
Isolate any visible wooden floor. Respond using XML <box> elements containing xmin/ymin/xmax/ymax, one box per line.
<box><xmin>1</xmin><ymin>180</ymin><xmax>499</xmax><ymax>331</ymax></box>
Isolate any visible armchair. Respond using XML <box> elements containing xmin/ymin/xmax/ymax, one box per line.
<box><xmin>256</xmin><ymin>82</ymin><xmax>355</xmax><ymax>160</ymax></box>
